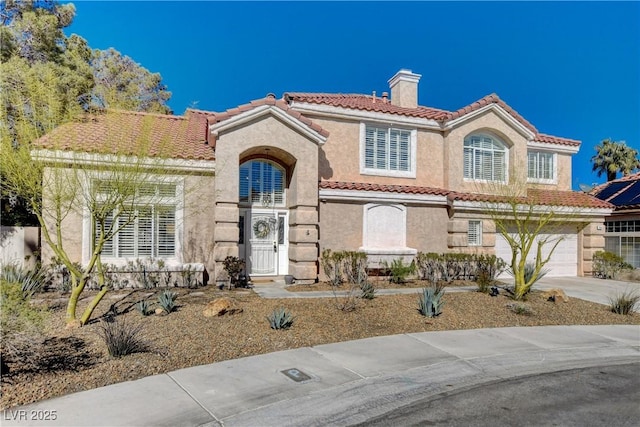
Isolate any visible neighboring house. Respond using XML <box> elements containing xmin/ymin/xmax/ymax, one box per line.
<box><xmin>34</xmin><ymin>69</ymin><xmax>612</xmax><ymax>282</ymax></box>
<box><xmin>591</xmin><ymin>172</ymin><xmax>640</xmax><ymax>268</ymax></box>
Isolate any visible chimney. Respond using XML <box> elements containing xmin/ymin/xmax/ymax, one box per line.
<box><xmin>388</xmin><ymin>69</ymin><xmax>421</xmax><ymax>108</ymax></box>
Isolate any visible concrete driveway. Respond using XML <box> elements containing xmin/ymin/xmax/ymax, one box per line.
<box><xmin>534</xmin><ymin>276</ymin><xmax>640</xmax><ymax>307</ymax></box>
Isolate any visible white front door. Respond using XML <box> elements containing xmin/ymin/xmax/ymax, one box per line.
<box><xmin>243</xmin><ymin>210</ymin><xmax>288</xmax><ymax>276</ymax></box>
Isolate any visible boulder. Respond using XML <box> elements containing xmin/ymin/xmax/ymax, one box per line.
<box><xmin>542</xmin><ymin>288</ymin><xmax>569</xmax><ymax>303</ymax></box>
<box><xmin>203</xmin><ymin>297</ymin><xmax>243</xmax><ymax>317</ymax></box>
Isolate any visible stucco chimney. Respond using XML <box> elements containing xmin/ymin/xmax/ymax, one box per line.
<box><xmin>388</xmin><ymin>69</ymin><xmax>421</xmax><ymax>108</ymax></box>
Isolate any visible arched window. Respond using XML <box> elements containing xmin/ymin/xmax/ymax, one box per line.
<box><xmin>239</xmin><ymin>160</ymin><xmax>285</xmax><ymax>206</ymax></box>
<box><xmin>463</xmin><ymin>134</ymin><xmax>507</xmax><ymax>182</ymax></box>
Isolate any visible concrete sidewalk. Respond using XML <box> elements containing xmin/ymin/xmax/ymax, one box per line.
<box><xmin>535</xmin><ymin>276</ymin><xmax>640</xmax><ymax>307</ymax></box>
<box><xmin>3</xmin><ymin>325</ymin><xmax>638</xmax><ymax>427</ymax></box>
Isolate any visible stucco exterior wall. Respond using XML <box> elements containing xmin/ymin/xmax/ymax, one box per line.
<box><xmin>0</xmin><ymin>226</ymin><xmax>40</xmax><ymax>270</ymax></box>
<box><xmin>319</xmin><ymin>201</ymin><xmax>363</xmax><ymax>252</ymax></box>
<box><xmin>212</xmin><ymin>113</ymin><xmax>320</xmax><ymax>281</ymax></box>
<box><xmin>312</xmin><ymin>117</ymin><xmax>445</xmax><ymax>188</ymax></box>
<box><xmin>444</xmin><ymin>110</ymin><xmax>529</xmax><ymax>193</ymax></box>
<box><xmin>406</xmin><ymin>205</ymin><xmax>449</xmax><ymax>253</ymax></box>
<box><xmin>40</xmin><ymin>167</ymin><xmax>84</xmax><ymax>266</ymax></box>
<box><xmin>182</xmin><ymin>174</ymin><xmax>216</xmax><ymax>280</ymax></box>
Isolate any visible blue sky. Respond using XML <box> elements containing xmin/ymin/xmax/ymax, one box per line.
<box><xmin>66</xmin><ymin>1</ymin><xmax>639</xmax><ymax>190</ymax></box>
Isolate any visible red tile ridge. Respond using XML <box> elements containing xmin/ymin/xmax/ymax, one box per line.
<box><xmin>534</xmin><ymin>133</ymin><xmax>581</xmax><ymax>147</ymax></box>
<box><xmin>209</xmin><ymin>95</ymin><xmax>329</xmax><ymax>138</ymax></box>
<box><xmin>448</xmin><ymin>188</ymin><xmax>612</xmax><ymax>209</ymax></box>
<box><xmin>446</xmin><ymin>93</ymin><xmax>538</xmax><ymax>134</ymax></box>
<box><xmin>319</xmin><ymin>180</ymin><xmax>450</xmax><ymax>196</ymax></box>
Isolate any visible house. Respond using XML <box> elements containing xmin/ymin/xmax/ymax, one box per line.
<box><xmin>591</xmin><ymin>172</ymin><xmax>640</xmax><ymax>267</ymax></box>
<box><xmin>33</xmin><ymin>69</ymin><xmax>612</xmax><ymax>283</ymax></box>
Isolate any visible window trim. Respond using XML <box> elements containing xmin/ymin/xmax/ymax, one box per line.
<box><xmin>527</xmin><ymin>150</ymin><xmax>557</xmax><ymax>184</ymax></box>
<box><xmin>468</xmin><ymin>220</ymin><xmax>483</xmax><ymax>246</ymax></box>
<box><xmin>82</xmin><ymin>176</ymin><xmax>184</xmax><ymax>266</ymax></box>
<box><xmin>359</xmin><ymin>123</ymin><xmax>417</xmax><ymax>178</ymax></box>
<box><xmin>463</xmin><ymin>133</ymin><xmax>508</xmax><ymax>183</ymax></box>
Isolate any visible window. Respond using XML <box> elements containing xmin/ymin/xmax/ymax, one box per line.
<box><xmin>528</xmin><ymin>151</ymin><xmax>555</xmax><ymax>182</ymax></box>
<box><xmin>468</xmin><ymin>220</ymin><xmax>482</xmax><ymax>246</ymax></box>
<box><xmin>96</xmin><ymin>182</ymin><xmax>177</xmax><ymax>259</ymax></box>
<box><xmin>463</xmin><ymin>134</ymin><xmax>506</xmax><ymax>182</ymax></box>
<box><xmin>361</xmin><ymin>124</ymin><xmax>416</xmax><ymax>177</ymax></box>
<box><xmin>606</xmin><ymin>220</ymin><xmax>640</xmax><ymax>233</ymax></box>
<box><xmin>239</xmin><ymin>160</ymin><xmax>285</xmax><ymax>206</ymax></box>
<box><xmin>605</xmin><ymin>236</ymin><xmax>640</xmax><ymax>268</ymax></box>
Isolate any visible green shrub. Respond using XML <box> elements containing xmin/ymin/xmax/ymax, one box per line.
<box><xmin>415</xmin><ymin>252</ymin><xmax>441</xmax><ymax>283</ymax></box>
<box><xmin>417</xmin><ymin>286</ymin><xmax>445</xmax><ymax>317</ymax></box>
<box><xmin>1</xmin><ymin>280</ymin><xmax>48</xmax><ymax>373</ymax></box>
<box><xmin>343</xmin><ymin>251</ymin><xmax>368</xmax><ymax>286</ymax></box>
<box><xmin>267</xmin><ymin>307</ymin><xmax>294</xmax><ymax>330</ymax></box>
<box><xmin>1</xmin><ymin>263</ymin><xmax>45</xmax><ymax>296</ymax></box>
<box><xmin>96</xmin><ymin>318</ymin><xmax>150</xmax><ymax>357</ymax></box>
<box><xmin>321</xmin><ymin>249</ymin><xmax>345</xmax><ymax>287</ymax></box>
<box><xmin>475</xmin><ymin>254</ymin><xmax>507</xmax><ymax>293</ymax></box>
<box><xmin>223</xmin><ymin>256</ymin><xmax>245</xmax><ymax>287</ymax></box>
<box><xmin>505</xmin><ymin>263</ymin><xmax>549</xmax><ymax>300</ymax></box>
<box><xmin>506</xmin><ymin>302</ymin><xmax>534</xmax><ymax>316</ymax></box>
<box><xmin>157</xmin><ymin>290</ymin><xmax>177</xmax><ymax>313</ymax></box>
<box><xmin>360</xmin><ymin>281</ymin><xmax>376</xmax><ymax>300</ymax></box>
<box><xmin>135</xmin><ymin>300</ymin><xmax>153</xmax><ymax>316</ymax></box>
<box><xmin>385</xmin><ymin>258</ymin><xmax>416</xmax><ymax>284</ymax></box>
<box><xmin>593</xmin><ymin>251</ymin><xmax>633</xmax><ymax>279</ymax></box>
<box><xmin>608</xmin><ymin>289</ymin><xmax>640</xmax><ymax>315</ymax></box>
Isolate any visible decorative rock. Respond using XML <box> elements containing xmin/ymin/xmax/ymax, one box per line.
<box><xmin>203</xmin><ymin>297</ymin><xmax>243</xmax><ymax>317</ymax></box>
<box><xmin>542</xmin><ymin>288</ymin><xmax>570</xmax><ymax>303</ymax></box>
<box><xmin>155</xmin><ymin>308</ymin><xmax>166</xmax><ymax>315</ymax></box>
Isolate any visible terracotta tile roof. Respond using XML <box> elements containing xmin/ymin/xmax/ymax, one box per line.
<box><xmin>591</xmin><ymin>172</ymin><xmax>640</xmax><ymax>210</ymax></box>
<box><xmin>533</xmin><ymin>133</ymin><xmax>581</xmax><ymax>147</ymax></box>
<box><xmin>207</xmin><ymin>94</ymin><xmax>329</xmax><ymax>138</ymax></box>
<box><xmin>319</xmin><ymin>180</ymin><xmax>450</xmax><ymax>196</ymax></box>
<box><xmin>449</xmin><ymin>188</ymin><xmax>612</xmax><ymax>209</ymax></box>
<box><xmin>446</xmin><ymin>93</ymin><xmax>537</xmax><ymax>133</ymax></box>
<box><xmin>36</xmin><ymin>110</ymin><xmax>214</xmax><ymax>160</ymax></box>
<box><xmin>321</xmin><ymin>181</ymin><xmax>609</xmax><ymax>209</ymax></box>
<box><xmin>286</xmin><ymin>92</ymin><xmax>579</xmax><ymax>148</ymax></box>
<box><xmin>285</xmin><ymin>93</ymin><xmax>451</xmax><ymax>120</ymax></box>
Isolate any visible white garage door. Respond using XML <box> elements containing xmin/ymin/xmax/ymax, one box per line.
<box><xmin>495</xmin><ymin>226</ymin><xmax>578</xmax><ymax>277</ymax></box>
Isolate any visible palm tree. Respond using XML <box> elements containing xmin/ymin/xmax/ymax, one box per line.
<box><xmin>591</xmin><ymin>138</ymin><xmax>640</xmax><ymax>181</ymax></box>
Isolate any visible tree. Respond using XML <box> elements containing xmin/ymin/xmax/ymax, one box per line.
<box><xmin>1</xmin><ymin>0</ymin><xmax>172</xmax><ymax>226</ymax></box>
<box><xmin>480</xmin><ymin>180</ymin><xmax>582</xmax><ymax>301</ymax></box>
<box><xmin>2</xmin><ymin>109</ymin><xmax>182</xmax><ymax>326</ymax></box>
<box><xmin>591</xmin><ymin>138</ymin><xmax>640</xmax><ymax>182</ymax></box>
<box><xmin>90</xmin><ymin>48</ymin><xmax>172</xmax><ymax>114</ymax></box>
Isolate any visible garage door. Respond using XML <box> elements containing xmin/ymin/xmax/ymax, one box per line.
<box><xmin>495</xmin><ymin>225</ymin><xmax>578</xmax><ymax>277</ymax></box>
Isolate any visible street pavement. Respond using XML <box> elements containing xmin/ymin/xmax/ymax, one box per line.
<box><xmin>2</xmin><ymin>277</ymin><xmax>639</xmax><ymax>427</ymax></box>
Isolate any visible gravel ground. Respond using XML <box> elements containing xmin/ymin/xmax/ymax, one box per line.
<box><xmin>2</xmin><ymin>284</ymin><xmax>639</xmax><ymax>409</ymax></box>
<box><xmin>286</xmin><ymin>279</ymin><xmax>474</xmax><ymax>292</ymax></box>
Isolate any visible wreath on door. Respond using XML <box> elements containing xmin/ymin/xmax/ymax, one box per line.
<box><xmin>253</xmin><ymin>219</ymin><xmax>271</xmax><ymax>238</ymax></box>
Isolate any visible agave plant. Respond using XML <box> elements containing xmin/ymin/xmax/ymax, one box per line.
<box><xmin>417</xmin><ymin>286</ymin><xmax>445</xmax><ymax>318</ymax></box>
<box><xmin>157</xmin><ymin>290</ymin><xmax>177</xmax><ymax>313</ymax></box>
<box><xmin>267</xmin><ymin>307</ymin><xmax>294</xmax><ymax>330</ymax></box>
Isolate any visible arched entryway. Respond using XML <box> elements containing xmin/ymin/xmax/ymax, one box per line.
<box><xmin>238</xmin><ymin>158</ymin><xmax>289</xmax><ymax>276</ymax></box>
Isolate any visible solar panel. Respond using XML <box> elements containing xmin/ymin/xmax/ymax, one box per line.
<box><xmin>609</xmin><ymin>180</ymin><xmax>640</xmax><ymax>206</ymax></box>
<box><xmin>595</xmin><ymin>181</ymin><xmax>633</xmax><ymax>201</ymax></box>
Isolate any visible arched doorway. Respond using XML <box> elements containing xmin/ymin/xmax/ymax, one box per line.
<box><xmin>238</xmin><ymin>159</ymin><xmax>289</xmax><ymax>275</ymax></box>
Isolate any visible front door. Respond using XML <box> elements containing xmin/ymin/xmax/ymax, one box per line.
<box><xmin>242</xmin><ymin>209</ymin><xmax>288</xmax><ymax>276</ymax></box>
